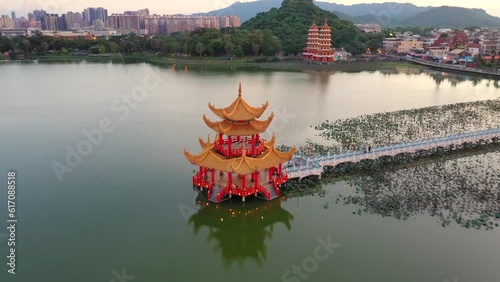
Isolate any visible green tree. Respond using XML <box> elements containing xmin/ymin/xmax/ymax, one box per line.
<box><xmin>41</xmin><ymin>42</ymin><xmax>49</xmax><ymax>52</ymax></box>
<box><xmin>195</xmin><ymin>42</ymin><xmax>205</xmax><ymax>57</ymax></box>
<box><xmin>61</xmin><ymin>47</ymin><xmax>69</xmax><ymax>55</ymax></box>
<box><xmin>110</xmin><ymin>42</ymin><xmax>119</xmax><ymax>53</ymax></box>
<box><xmin>0</xmin><ymin>36</ymin><xmax>13</xmax><ymax>52</ymax></box>
<box><xmin>252</xmin><ymin>43</ymin><xmax>260</xmax><ymax>56</ymax></box>
<box><xmin>224</xmin><ymin>41</ymin><xmax>235</xmax><ymax>55</ymax></box>
<box><xmin>21</xmin><ymin>39</ymin><xmax>31</xmax><ymax>54</ymax></box>
<box><xmin>98</xmin><ymin>45</ymin><xmax>106</xmax><ymax>54</ymax></box>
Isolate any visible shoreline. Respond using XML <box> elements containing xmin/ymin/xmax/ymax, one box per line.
<box><xmin>1</xmin><ymin>54</ymin><xmax>424</xmax><ymax>73</ymax></box>
<box><xmin>2</xmin><ymin>54</ymin><xmax>499</xmax><ymax>79</ymax></box>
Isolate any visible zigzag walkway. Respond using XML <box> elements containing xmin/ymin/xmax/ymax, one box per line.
<box><xmin>285</xmin><ymin>128</ymin><xmax>500</xmax><ymax>180</ymax></box>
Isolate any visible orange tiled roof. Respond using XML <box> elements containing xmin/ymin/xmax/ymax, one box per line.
<box><xmin>208</xmin><ymin>83</ymin><xmax>269</xmax><ymax>122</ymax></box>
<box><xmin>184</xmin><ymin>135</ymin><xmax>296</xmax><ymax>175</ymax></box>
<box><xmin>203</xmin><ymin>113</ymin><xmax>274</xmax><ymax>136</ymax></box>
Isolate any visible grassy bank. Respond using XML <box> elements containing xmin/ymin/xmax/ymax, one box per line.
<box><xmin>3</xmin><ymin>53</ymin><xmax>424</xmax><ymax>73</ymax></box>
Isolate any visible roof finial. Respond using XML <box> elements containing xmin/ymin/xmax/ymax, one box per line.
<box><xmin>324</xmin><ymin>18</ymin><xmax>328</xmax><ymax>25</ymax></box>
<box><xmin>238</xmin><ymin>82</ymin><xmax>242</xmax><ymax>97</ymax></box>
<box><xmin>312</xmin><ymin>18</ymin><xmax>316</xmax><ymax>25</ymax></box>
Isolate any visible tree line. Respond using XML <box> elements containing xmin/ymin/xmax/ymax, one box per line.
<box><xmin>0</xmin><ymin>28</ymin><xmax>286</xmax><ymax>58</ymax></box>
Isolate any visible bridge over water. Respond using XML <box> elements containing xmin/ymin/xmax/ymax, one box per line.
<box><xmin>284</xmin><ymin>128</ymin><xmax>500</xmax><ymax>180</ymax></box>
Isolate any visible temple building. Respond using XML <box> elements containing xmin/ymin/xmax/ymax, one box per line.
<box><xmin>303</xmin><ymin>19</ymin><xmax>335</xmax><ymax>64</ymax></box>
<box><xmin>184</xmin><ymin>83</ymin><xmax>296</xmax><ymax>203</ymax></box>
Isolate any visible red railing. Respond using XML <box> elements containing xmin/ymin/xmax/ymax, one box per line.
<box><xmin>214</xmin><ymin>137</ymin><xmax>266</xmax><ymax>158</ymax></box>
<box><xmin>273</xmin><ymin>181</ymin><xmax>280</xmax><ymax>197</ymax></box>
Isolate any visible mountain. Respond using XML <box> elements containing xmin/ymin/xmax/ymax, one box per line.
<box><xmin>240</xmin><ymin>0</ymin><xmax>383</xmax><ymax>55</ymax></box>
<box><xmin>315</xmin><ymin>2</ymin><xmax>429</xmax><ymax>19</ymax></box>
<box><xmin>195</xmin><ymin>0</ymin><xmax>281</xmax><ymax>22</ymax></box>
<box><xmin>198</xmin><ymin>0</ymin><xmax>500</xmax><ymax>27</ymax></box>
<box><xmin>198</xmin><ymin>1</ymin><xmax>428</xmax><ymax>22</ymax></box>
<box><xmin>396</xmin><ymin>6</ymin><xmax>500</xmax><ymax>27</ymax></box>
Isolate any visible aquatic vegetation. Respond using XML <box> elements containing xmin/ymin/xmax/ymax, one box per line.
<box><xmin>314</xmin><ymin>99</ymin><xmax>500</xmax><ymax>151</ymax></box>
<box><xmin>332</xmin><ymin>151</ymin><xmax>500</xmax><ymax>230</ymax></box>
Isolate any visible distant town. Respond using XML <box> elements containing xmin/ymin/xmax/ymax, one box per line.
<box><xmin>0</xmin><ymin>7</ymin><xmax>241</xmax><ymax>36</ymax></box>
<box><xmin>0</xmin><ymin>5</ymin><xmax>499</xmax><ymax>66</ymax></box>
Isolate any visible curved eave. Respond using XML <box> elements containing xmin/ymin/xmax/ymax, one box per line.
<box><xmin>223</xmin><ymin>100</ymin><xmax>269</xmax><ymax>121</ymax></box>
<box><xmin>208</xmin><ymin>98</ymin><xmax>270</xmax><ymax>122</ymax></box>
<box><xmin>203</xmin><ymin>114</ymin><xmax>274</xmax><ymax>136</ymax></box>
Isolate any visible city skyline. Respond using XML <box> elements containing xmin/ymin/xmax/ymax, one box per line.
<box><xmin>1</xmin><ymin>0</ymin><xmax>499</xmax><ymax>18</ymax></box>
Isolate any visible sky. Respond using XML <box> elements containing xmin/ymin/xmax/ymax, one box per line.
<box><xmin>1</xmin><ymin>0</ymin><xmax>499</xmax><ymax>18</ymax></box>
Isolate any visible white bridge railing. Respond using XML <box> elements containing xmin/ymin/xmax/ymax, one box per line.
<box><xmin>285</xmin><ymin>128</ymin><xmax>500</xmax><ymax>180</ymax></box>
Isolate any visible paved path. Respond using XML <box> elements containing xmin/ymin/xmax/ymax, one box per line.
<box><xmin>406</xmin><ymin>57</ymin><xmax>500</xmax><ymax>78</ymax></box>
<box><xmin>284</xmin><ymin>128</ymin><xmax>500</xmax><ymax>180</ymax></box>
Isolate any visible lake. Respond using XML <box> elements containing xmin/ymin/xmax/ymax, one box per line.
<box><xmin>0</xmin><ymin>62</ymin><xmax>499</xmax><ymax>282</ymax></box>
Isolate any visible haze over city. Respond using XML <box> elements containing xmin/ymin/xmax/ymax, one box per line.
<box><xmin>1</xmin><ymin>0</ymin><xmax>499</xmax><ymax>17</ymax></box>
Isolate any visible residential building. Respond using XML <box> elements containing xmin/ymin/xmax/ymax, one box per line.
<box><xmin>11</xmin><ymin>12</ymin><xmax>16</xmax><ymax>27</ymax></box>
<box><xmin>0</xmin><ymin>29</ymin><xmax>27</xmax><ymax>38</ymax></box>
<box><xmin>397</xmin><ymin>39</ymin><xmax>423</xmax><ymax>53</ymax></box>
<box><xmin>427</xmin><ymin>46</ymin><xmax>450</xmax><ymax>58</ymax></box>
<box><xmin>219</xmin><ymin>15</ymin><xmax>241</xmax><ymax>28</ymax></box>
<box><xmin>447</xmin><ymin>49</ymin><xmax>471</xmax><ymax>60</ymax></box>
<box><xmin>0</xmin><ymin>15</ymin><xmax>15</xmax><ymax>28</ymax></box>
<box><xmin>66</xmin><ymin>12</ymin><xmax>82</xmax><ymax>30</ymax></box>
<box><xmin>32</xmin><ymin>10</ymin><xmax>46</xmax><ymax>22</ymax></box>
<box><xmin>108</xmin><ymin>14</ymin><xmax>140</xmax><ymax>30</ymax></box>
<box><xmin>355</xmin><ymin>23</ymin><xmax>382</xmax><ymax>33</ymax></box>
<box><xmin>466</xmin><ymin>43</ymin><xmax>481</xmax><ymax>56</ymax></box>
<box><xmin>41</xmin><ymin>13</ymin><xmax>59</xmax><ymax>30</ymax></box>
<box><xmin>480</xmin><ymin>39</ymin><xmax>497</xmax><ymax>55</ymax></box>
<box><xmin>383</xmin><ymin>38</ymin><xmax>401</xmax><ymax>53</ymax></box>
<box><xmin>145</xmin><ymin>15</ymin><xmax>160</xmax><ymax>35</ymax></box>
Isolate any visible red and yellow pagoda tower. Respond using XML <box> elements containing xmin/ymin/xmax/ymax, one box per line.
<box><xmin>303</xmin><ymin>19</ymin><xmax>335</xmax><ymax>64</ymax></box>
<box><xmin>184</xmin><ymin>83</ymin><xmax>296</xmax><ymax>203</ymax></box>
<box><xmin>303</xmin><ymin>19</ymin><xmax>320</xmax><ymax>62</ymax></box>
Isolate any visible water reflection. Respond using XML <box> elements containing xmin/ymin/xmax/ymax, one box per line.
<box><xmin>189</xmin><ymin>197</ymin><xmax>293</xmax><ymax>267</ymax></box>
<box><xmin>328</xmin><ymin>151</ymin><xmax>500</xmax><ymax>230</ymax></box>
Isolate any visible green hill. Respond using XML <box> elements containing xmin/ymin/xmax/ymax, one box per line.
<box><xmin>241</xmin><ymin>0</ymin><xmax>383</xmax><ymax>55</ymax></box>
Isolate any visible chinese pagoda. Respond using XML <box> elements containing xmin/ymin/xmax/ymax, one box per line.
<box><xmin>184</xmin><ymin>83</ymin><xmax>296</xmax><ymax>203</ymax></box>
<box><xmin>303</xmin><ymin>19</ymin><xmax>335</xmax><ymax>64</ymax></box>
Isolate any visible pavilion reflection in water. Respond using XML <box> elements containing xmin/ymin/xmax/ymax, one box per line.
<box><xmin>188</xmin><ymin>197</ymin><xmax>293</xmax><ymax>267</ymax></box>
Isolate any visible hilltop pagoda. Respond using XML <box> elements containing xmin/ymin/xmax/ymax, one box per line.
<box><xmin>303</xmin><ymin>19</ymin><xmax>335</xmax><ymax>64</ymax></box>
<box><xmin>184</xmin><ymin>83</ymin><xmax>296</xmax><ymax>203</ymax></box>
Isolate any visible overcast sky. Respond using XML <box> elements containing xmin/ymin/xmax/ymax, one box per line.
<box><xmin>1</xmin><ymin>0</ymin><xmax>499</xmax><ymax>18</ymax></box>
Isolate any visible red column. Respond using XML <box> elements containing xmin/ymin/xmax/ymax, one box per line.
<box><xmin>228</xmin><ymin>136</ymin><xmax>232</xmax><ymax>156</ymax></box>
<box><xmin>251</xmin><ymin>135</ymin><xmax>255</xmax><ymax>155</ymax></box>
<box><xmin>279</xmin><ymin>164</ymin><xmax>282</xmax><ymax>176</ymax></box>
<box><xmin>228</xmin><ymin>172</ymin><xmax>233</xmax><ymax>190</ymax></box>
<box><xmin>199</xmin><ymin>166</ymin><xmax>203</xmax><ymax>178</ymax></box>
<box><xmin>242</xmin><ymin>175</ymin><xmax>246</xmax><ymax>190</ymax></box>
<box><xmin>211</xmin><ymin>169</ymin><xmax>215</xmax><ymax>183</ymax></box>
<box><xmin>254</xmin><ymin>172</ymin><xmax>259</xmax><ymax>188</ymax></box>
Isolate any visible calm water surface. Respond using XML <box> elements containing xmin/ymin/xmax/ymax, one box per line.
<box><xmin>0</xmin><ymin>62</ymin><xmax>499</xmax><ymax>282</ymax></box>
